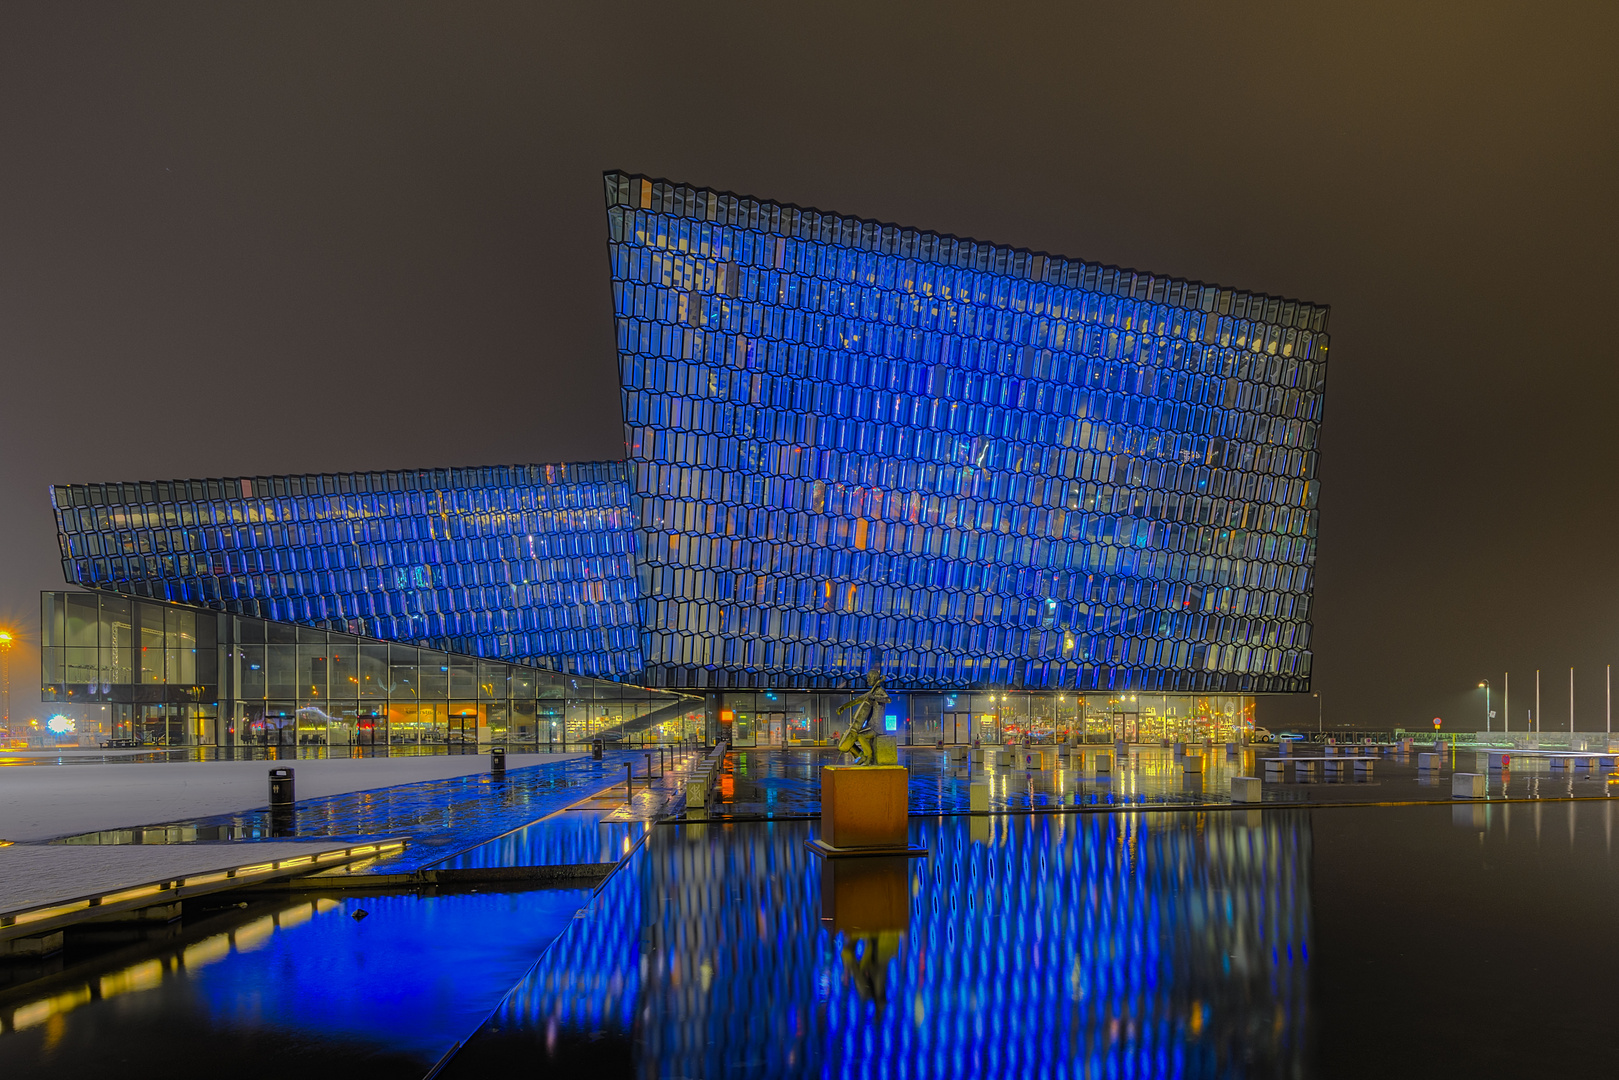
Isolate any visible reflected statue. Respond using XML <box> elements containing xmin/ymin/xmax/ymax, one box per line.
<box><xmin>821</xmin><ymin>854</ymin><xmax>909</xmax><ymax>1008</ymax></box>
<box><xmin>835</xmin><ymin>665</ymin><xmax>889</xmax><ymax>766</ymax></box>
<box><xmin>841</xmin><ymin>931</ymin><xmax>903</xmax><ymax>1007</ymax></box>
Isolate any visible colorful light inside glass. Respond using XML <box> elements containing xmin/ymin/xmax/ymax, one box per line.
<box><xmin>50</xmin><ymin>464</ymin><xmax>643</xmax><ymax>677</ymax></box>
<box><xmin>607</xmin><ymin>171</ymin><xmax>1327</xmax><ymax>691</ymax></box>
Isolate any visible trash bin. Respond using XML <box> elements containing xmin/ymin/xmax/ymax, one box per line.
<box><xmin>490</xmin><ymin>746</ymin><xmax>506</xmax><ymax>775</ymax></box>
<box><xmin>591</xmin><ymin>739</ymin><xmax>604</xmax><ymax>761</ymax></box>
<box><xmin>269</xmin><ymin>767</ymin><xmax>295</xmax><ymax>807</ymax></box>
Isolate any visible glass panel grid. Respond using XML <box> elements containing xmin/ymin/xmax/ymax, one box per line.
<box><xmin>604</xmin><ymin>171</ymin><xmax>1326</xmax><ymax>692</ymax></box>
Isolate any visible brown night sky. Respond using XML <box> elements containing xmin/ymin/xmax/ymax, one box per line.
<box><xmin>1</xmin><ymin>2</ymin><xmax>1616</xmax><ymax>730</ymax></box>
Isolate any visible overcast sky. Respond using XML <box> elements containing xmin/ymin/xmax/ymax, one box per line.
<box><xmin>2</xmin><ymin>2</ymin><xmax>1615</xmax><ymax>730</ymax></box>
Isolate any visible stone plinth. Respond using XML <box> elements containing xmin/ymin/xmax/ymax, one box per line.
<box><xmin>810</xmin><ymin>765</ymin><xmax>921</xmax><ymax>857</ymax></box>
<box><xmin>968</xmin><ymin>781</ymin><xmax>990</xmax><ymax>814</ymax></box>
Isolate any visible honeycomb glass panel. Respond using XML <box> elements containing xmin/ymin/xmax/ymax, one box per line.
<box><xmin>604</xmin><ymin>171</ymin><xmax>1328</xmax><ymax>692</ymax></box>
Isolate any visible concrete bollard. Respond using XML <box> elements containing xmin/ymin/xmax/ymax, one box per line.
<box><xmin>1226</xmin><ymin>742</ymin><xmax>1239</xmax><ymax>757</ymax></box>
<box><xmin>1230</xmin><ymin>776</ymin><xmax>1263</xmax><ymax>803</ymax></box>
<box><xmin>1418</xmin><ymin>753</ymin><xmax>1441</xmax><ymax>770</ymax></box>
<box><xmin>1263</xmin><ymin>758</ymin><xmax>1286</xmax><ymax>776</ymax></box>
<box><xmin>1094</xmin><ymin>751</ymin><xmax>1112</xmax><ymax>773</ymax></box>
<box><xmin>1354</xmin><ymin>758</ymin><xmax>1375</xmax><ymax>776</ymax></box>
<box><xmin>1114</xmin><ymin>738</ymin><xmax>1127</xmax><ymax>757</ymax></box>
<box><xmin>1452</xmin><ymin>772</ymin><xmax>1486</xmax><ymax>799</ymax></box>
<box><xmin>994</xmin><ymin>749</ymin><xmax>1013</xmax><ymax>767</ymax></box>
<box><xmin>1172</xmin><ymin>741</ymin><xmax>1186</xmax><ymax>757</ymax></box>
<box><xmin>1183</xmin><ymin>753</ymin><xmax>1203</xmax><ymax>774</ymax></box>
<box><xmin>969</xmin><ymin>781</ymin><xmax>990</xmax><ymax>814</ymax></box>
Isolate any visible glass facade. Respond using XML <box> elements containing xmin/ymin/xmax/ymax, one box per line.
<box><xmin>608</xmin><ymin>171</ymin><xmax>1325</xmax><ymax>692</ymax></box>
<box><xmin>714</xmin><ymin>689</ymin><xmax>1253</xmax><ymax>747</ymax></box>
<box><xmin>43</xmin><ymin>174</ymin><xmax>1327</xmax><ymax>708</ymax></box>
<box><xmin>40</xmin><ymin>591</ymin><xmax>695</xmax><ymax>749</ymax></box>
<box><xmin>49</xmin><ymin>463</ymin><xmax>642</xmax><ymax>678</ymax></box>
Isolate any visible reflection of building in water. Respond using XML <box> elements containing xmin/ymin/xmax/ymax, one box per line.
<box><xmin>491</xmin><ymin>813</ymin><xmax>1310</xmax><ymax>1077</ymax></box>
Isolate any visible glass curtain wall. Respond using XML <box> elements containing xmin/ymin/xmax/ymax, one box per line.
<box><xmin>717</xmin><ymin>690</ymin><xmax>1254</xmax><ymax>747</ymax></box>
<box><xmin>41</xmin><ymin>591</ymin><xmax>693</xmax><ymax>751</ymax></box>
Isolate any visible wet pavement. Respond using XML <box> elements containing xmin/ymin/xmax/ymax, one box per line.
<box><xmin>43</xmin><ymin>751</ymin><xmax>691</xmax><ymax>876</ymax></box>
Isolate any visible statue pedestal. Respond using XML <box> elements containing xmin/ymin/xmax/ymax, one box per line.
<box><xmin>807</xmin><ymin>765</ymin><xmax>926</xmax><ymax>858</ymax></box>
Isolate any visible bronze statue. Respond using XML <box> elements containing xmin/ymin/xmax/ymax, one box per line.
<box><xmin>835</xmin><ymin>665</ymin><xmax>889</xmax><ymax>765</ymax></box>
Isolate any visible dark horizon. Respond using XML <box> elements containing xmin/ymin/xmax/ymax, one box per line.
<box><xmin>3</xmin><ymin>2</ymin><xmax>1617</xmax><ymax>732</ymax></box>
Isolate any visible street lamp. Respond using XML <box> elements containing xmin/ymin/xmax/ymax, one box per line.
<box><xmin>0</xmin><ymin>630</ymin><xmax>12</xmax><ymax>740</ymax></box>
<box><xmin>1478</xmin><ymin>679</ymin><xmax>1491</xmax><ymax>733</ymax></box>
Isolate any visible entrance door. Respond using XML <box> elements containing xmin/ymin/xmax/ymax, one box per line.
<box><xmin>758</xmin><ymin>711</ymin><xmax>786</xmax><ymax>746</ymax></box>
<box><xmin>1114</xmin><ymin>712</ymin><xmax>1140</xmax><ymax>742</ymax></box>
<box><xmin>355</xmin><ymin>705</ymin><xmax>384</xmax><ymax>746</ymax></box>
<box><xmin>912</xmin><ymin>711</ymin><xmax>943</xmax><ymax>745</ymax></box>
<box><xmin>448</xmin><ymin>704</ymin><xmax>479</xmax><ymax>746</ymax></box>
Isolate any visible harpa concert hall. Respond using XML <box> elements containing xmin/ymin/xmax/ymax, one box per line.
<box><xmin>40</xmin><ymin>172</ymin><xmax>1328</xmax><ymax>751</ymax></box>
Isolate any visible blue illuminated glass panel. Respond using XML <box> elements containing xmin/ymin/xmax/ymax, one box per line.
<box><xmin>606</xmin><ymin>171</ymin><xmax>1327</xmax><ymax>691</ymax></box>
<box><xmin>50</xmin><ymin>463</ymin><xmax>643</xmax><ymax>678</ymax></box>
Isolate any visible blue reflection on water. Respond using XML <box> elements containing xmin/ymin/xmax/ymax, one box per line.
<box><xmin>433</xmin><ymin>811</ymin><xmax>645</xmax><ymax>871</ymax></box>
<box><xmin>456</xmin><ymin>812</ymin><xmax>1309</xmax><ymax>1078</ymax></box>
<box><xmin>0</xmin><ymin>887</ymin><xmax>588</xmax><ymax>1074</ymax></box>
<box><xmin>194</xmin><ymin>892</ymin><xmax>586</xmax><ymax>1057</ymax></box>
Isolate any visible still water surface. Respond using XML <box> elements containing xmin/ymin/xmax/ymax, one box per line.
<box><xmin>0</xmin><ymin>886</ymin><xmax>587</xmax><ymax>1078</ymax></box>
<box><xmin>452</xmin><ymin>802</ymin><xmax>1619</xmax><ymax>1079</ymax></box>
<box><xmin>5</xmin><ymin>801</ymin><xmax>1619</xmax><ymax>1078</ymax></box>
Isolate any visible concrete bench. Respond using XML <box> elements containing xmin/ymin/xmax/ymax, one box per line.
<box><xmin>1230</xmin><ymin>776</ymin><xmax>1263</xmax><ymax>803</ymax></box>
<box><xmin>1452</xmin><ymin>772</ymin><xmax>1486</xmax><ymax>798</ymax></box>
<box><xmin>683</xmin><ymin>742</ymin><xmax>730</xmax><ymax>819</ymax></box>
<box><xmin>1183</xmin><ymin>753</ymin><xmax>1203</xmax><ymax>774</ymax></box>
<box><xmin>1094</xmin><ymin>751</ymin><xmax>1113</xmax><ymax>774</ymax></box>
<box><xmin>1418</xmin><ymin>753</ymin><xmax>1443</xmax><ymax>770</ymax></box>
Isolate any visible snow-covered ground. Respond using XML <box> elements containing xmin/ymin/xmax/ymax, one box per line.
<box><xmin>0</xmin><ymin>753</ymin><xmax>581</xmax><ymax>843</ymax></box>
<box><xmin>0</xmin><ymin>841</ymin><xmax>369</xmax><ymax>913</ymax></box>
